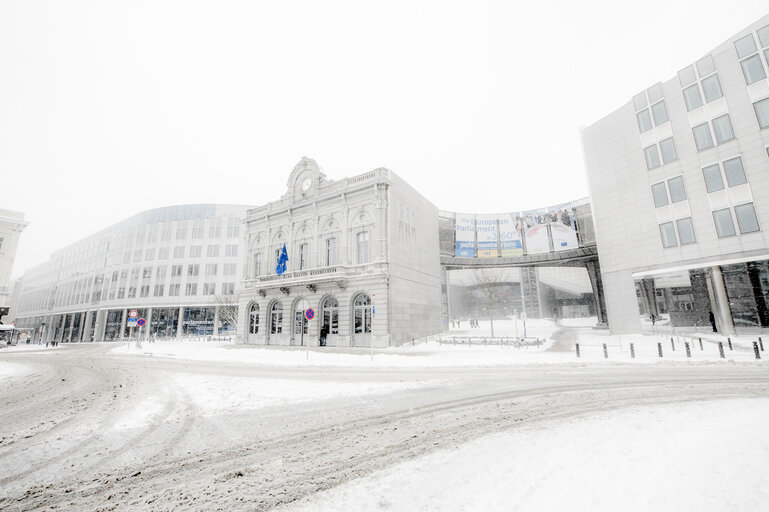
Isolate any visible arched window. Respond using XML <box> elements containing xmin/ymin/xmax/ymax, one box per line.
<box><xmin>326</xmin><ymin>237</ymin><xmax>337</xmax><ymax>266</ymax></box>
<box><xmin>253</xmin><ymin>253</ymin><xmax>262</xmax><ymax>277</ymax></box>
<box><xmin>270</xmin><ymin>302</ymin><xmax>283</xmax><ymax>334</ymax></box>
<box><xmin>322</xmin><ymin>296</ymin><xmax>339</xmax><ymax>334</ymax></box>
<box><xmin>356</xmin><ymin>231</ymin><xmax>369</xmax><ymax>264</ymax></box>
<box><xmin>353</xmin><ymin>294</ymin><xmax>372</xmax><ymax>334</ymax></box>
<box><xmin>249</xmin><ymin>303</ymin><xmax>259</xmax><ymax>334</ymax></box>
<box><xmin>299</xmin><ymin>243</ymin><xmax>309</xmax><ymax>270</ymax></box>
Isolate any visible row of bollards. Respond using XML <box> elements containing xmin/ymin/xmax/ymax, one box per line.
<box><xmin>577</xmin><ymin>336</ymin><xmax>765</xmax><ymax>360</ymax></box>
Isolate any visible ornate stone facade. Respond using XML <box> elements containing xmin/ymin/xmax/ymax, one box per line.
<box><xmin>238</xmin><ymin>158</ymin><xmax>443</xmax><ymax>347</ymax></box>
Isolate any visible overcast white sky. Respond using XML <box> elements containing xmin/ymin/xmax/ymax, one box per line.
<box><xmin>2</xmin><ymin>1</ymin><xmax>768</xmax><ymax>278</ymax></box>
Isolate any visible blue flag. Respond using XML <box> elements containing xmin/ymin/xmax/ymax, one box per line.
<box><xmin>276</xmin><ymin>243</ymin><xmax>289</xmax><ymax>275</ymax></box>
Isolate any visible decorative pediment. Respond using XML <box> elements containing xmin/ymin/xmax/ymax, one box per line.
<box><xmin>283</xmin><ymin>157</ymin><xmax>329</xmax><ymax>201</ymax></box>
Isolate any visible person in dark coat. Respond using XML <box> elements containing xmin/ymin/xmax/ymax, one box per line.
<box><xmin>708</xmin><ymin>311</ymin><xmax>717</xmax><ymax>332</ymax></box>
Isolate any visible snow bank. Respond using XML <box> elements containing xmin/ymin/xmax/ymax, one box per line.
<box><xmin>0</xmin><ymin>360</ymin><xmax>32</xmax><ymax>380</ymax></box>
<box><xmin>280</xmin><ymin>398</ymin><xmax>769</xmax><ymax>512</ymax></box>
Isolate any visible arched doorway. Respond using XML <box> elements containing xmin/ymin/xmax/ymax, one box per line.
<box><xmin>291</xmin><ymin>298</ymin><xmax>309</xmax><ymax>346</ymax></box>
<box><xmin>352</xmin><ymin>293</ymin><xmax>372</xmax><ymax>347</ymax></box>
<box><xmin>320</xmin><ymin>296</ymin><xmax>339</xmax><ymax>346</ymax></box>
<box><xmin>248</xmin><ymin>303</ymin><xmax>259</xmax><ymax>344</ymax></box>
<box><xmin>268</xmin><ymin>301</ymin><xmax>283</xmax><ymax>345</ymax></box>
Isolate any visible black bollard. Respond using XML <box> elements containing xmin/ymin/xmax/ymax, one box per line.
<box><xmin>658</xmin><ymin>342</ymin><xmax>663</xmax><ymax>357</ymax></box>
<box><xmin>670</xmin><ymin>337</ymin><xmax>676</xmax><ymax>351</ymax></box>
<box><xmin>630</xmin><ymin>343</ymin><xmax>635</xmax><ymax>359</ymax></box>
<box><xmin>685</xmin><ymin>342</ymin><xmax>691</xmax><ymax>358</ymax></box>
<box><xmin>754</xmin><ymin>342</ymin><xmax>761</xmax><ymax>360</ymax></box>
<box><xmin>728</xmin><ymin>337</ymin><xmax>733</xmax><ymax>351</ymax></box>
<box><xmin>575</xmin><ymin>343</ymin><xmax>581</xmax><ymax>358</ymax></box>
<box><xmin>699</xmin><ymin>337</ymin><xmax>703</xmax><ymax>351</ymax></box>
<box><xmin>603</xmin><ymin>343</ymin><xmax>608</xmax><ymax>359</ymax></box>
<box><xmin>759</xmin><ymin>337</ymin><xmax>764</xmax><ymax>352</ymax></box>
<box><xmin>718</xmin><ymin>342</ymin><xmax>725</xmax><ymax>358</ymax></box>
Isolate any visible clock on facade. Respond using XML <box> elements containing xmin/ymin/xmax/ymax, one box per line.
<box><xmin>301</xmin><ymin>177</ymin><xmax>312</xmax><ymax>192</ymax></box>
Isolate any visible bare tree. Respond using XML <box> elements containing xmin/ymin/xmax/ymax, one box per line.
<box><xmin>472</xmin><ymin>268</ymin><xmax>507</xmax><ymax>338</ymax></box>
<box><xmin>214</xmin><ymin>295</ymin><xmax>239</xmax><ymax>334</ymax></box>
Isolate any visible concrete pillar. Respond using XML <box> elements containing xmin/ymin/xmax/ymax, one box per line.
<box><xmin>145</xmin><ymin>307</ymin><xmax>153</xmax><ymax>339</ymax></box>
<box><xmin>600</xmin><ymin>269</ymin><xmax>641</xmax><ymax>334</ymax></box>
<box><xmin>585</xmin><ymin>259</ymin><xmax>608</xmax><ymax>326</ymax></box>
<box><xmin>213</xmin><ymin>306</ymin><xmax>220</xmax><ymax>336</ymax></box>
<box><xmin>119</xmin><ymin>309</ymin><xmax>127</xmax><ymax>339</ymax></box>
<box><xmin>77</xmin><ymin>312</ymin><xmax>86</xmax><ymax>342</ymax></box>
<box><xmin>177</xmin><ymin>306</ymin><xmax>185</xmax><ymax>338</ymax></box>
<box><xmin>710</xmin><ymin>266</ymin><xmax>735</xmax><ymax>335</ymax></box>
<box><xmin>83</xmin><ymin>310</ymin><xmax>93</xmax><ymax>341</ymax></box>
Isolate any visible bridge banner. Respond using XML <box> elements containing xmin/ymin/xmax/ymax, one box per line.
<box><xmin>455</xmin><ymin>214</ymin><xmax>476</xmax><ymax>257</ymax></box>
<box><xmin>499</xmin><ymin>213</ymin><xmax>523</xmax><ymax>256</ymax></box>
<box><xmin>521</xmin><ymin>209</ymin><xmax>550</xmax><ymax>254</ymax></box>
<box><xmin>476</xmin><ymin>214</ymin><xmax>498</xmax><ymax>257</ymax></box>
<box><xmin>549</xmin><ymin>203</ymin><xmax>579</xmax><ymax>252</ymax></box>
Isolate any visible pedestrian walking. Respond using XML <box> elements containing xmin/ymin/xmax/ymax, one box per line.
<box><xmin>709</xmin><ymin>311</ymin><xmax>717</xmax><ymax>332</ymax></box>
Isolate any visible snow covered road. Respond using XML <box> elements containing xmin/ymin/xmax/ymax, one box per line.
<box><xmin>1</xmin><ymin>342</ymin><xmax>767</xmax><ymax>510</ymax></box>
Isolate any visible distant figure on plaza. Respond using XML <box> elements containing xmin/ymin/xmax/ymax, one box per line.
<box><xmin>650</xmin><ymin>314</ymin><xmax>656</xmax><ymax>326</ymax></box>
<box><xmin>708</xmin><ymin>311</ymin><xmax>717</xmax><ymax>332</ymax></box>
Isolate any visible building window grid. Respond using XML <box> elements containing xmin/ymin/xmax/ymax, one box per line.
<box><xmin>678</xmin><ymin>54</ymin><xmax>724</xmax><ymax>112</ymax></box>
<box><xmin>702</xmin><ymin>156</ymin><xmax>749</xmax><ymax>193</ymax></box>
<box><xmin>634</xmin><ymin>84</ymin><xmax>669</xmax><ymax>134</ymax></box>
<box><xmin>735</xmin><ymin>31</ymin><xmax>769</xmax><ymax>86</ymax></box>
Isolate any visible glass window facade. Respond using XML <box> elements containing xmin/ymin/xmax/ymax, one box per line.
<box><xmin>712</xmin><ymin>114</ymin><xmax>735</xmax><ymax>144</ymax></box>
<box><xmin>651</xmin><ymin>182</ymin><xmax>668</xmax><ymax>207</ymax></box>
<box><xmin>735</xmin><ymin>203</ymin><xmax>760</xmax><ymax>234</ymax></box>
<box><xmin>659</xmin><ymin>137</ymin><xmax>677</xmax><ymax>164</ymax></box>
<box><xmin>713</xmin><ymin>208</ymin><xmax>736</xmax><ymax>238</ymax></box>
<box><xmin>682</xmin><ymin>84</ymin><xmax>703</xmax><ymax>111</ymax></box>
<box><xmin>702</xmin><ymin>164</ymin><xmax>725</xmax><ymax>192</ymax></box>
<box><xmin>693</xmin><ymin>123</ymin><xmax>714</xmax><ymax>151</ymax></box>
<box><xmin>667</xmin><ymin>176</ymin><xmax>687</xmax><ymax>203</ymax></box>
<box><xmin>659</xmin><ymin>222</ymin><xmax>677</xmax><ymax>248</ymax></box>
<box><xmin>723</xmin><ymin>157</ymin><xmax>748</xmax><ymax>187</ymax></box>
<box><xmin>676</xmin><ymin>217</ymin><xmax>696</xmax><ymax>245</ymax></box>
<box><xmin>644</xmin><ymin>145</ymin><xmax>661</xmax><ymax>169</ymax></box>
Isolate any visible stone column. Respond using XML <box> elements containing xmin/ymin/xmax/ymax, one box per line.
<box><xmin>213</xmin><ymin>306</ymin><xmax>220</xmax><ymax>337</ymax></box>
<box><xmin>94</xmin><ymin>309</ymin><xmax>107</xmax><ymax>341</ymax></box>
<box><xmin>709</xmin><ymin>266</ymin><xmax>735</xmax><ymax>335</ymax></box>
<box><xmin>177</xmin><ymin>306</ymin><xmax>185</xmax><ymax>338</ymax></box>
<box><xmin>77</xmin><ymin>312</ymin><xmax>86</xmax><ymax>342</ymax></box>
<box><xmin>119</xmin><ymin>309</ymin><xmax>127</xmax><ymax>339</ymax></box>
<box><xmin>145</xmin><ymin>308</ymin><xmax>153</xmax><ymax>339</ymax></box>
<box><xmin>83</xmin><ymin>310</ymin><xmax>94</xmax><ymax>341</ymax></box>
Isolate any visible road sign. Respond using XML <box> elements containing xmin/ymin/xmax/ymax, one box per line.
<box><xmin>127</xmin><ymin>317</ymin><xmax>138</xmax><ymax>325</ymax></box>
<box><xmin>137</xmin><ymin>318</ymin><xmax>146</xmax><ymax>327</ymax></box>
<box><xmin>128</xmin><ymin>310</ymin><xmax>138</xmax><ymax>318</ymax></box>
<box><xmin>305</xmin><ymin>308</ymin><xmax>314</xmax><ymax>320</ymax></box>
<box><xmin>372</xmin><ymin>306</ymin><xmax>375</xmax><ymax>316</ymax></box>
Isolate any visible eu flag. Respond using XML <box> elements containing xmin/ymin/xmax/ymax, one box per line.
<box><xmin>276</xmin><ymin>243</ymin><xmax>289</xmax><ymax>275</ymax></box>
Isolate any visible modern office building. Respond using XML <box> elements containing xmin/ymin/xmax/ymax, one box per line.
<box><xmin>13</xmin><ymin>204</ymin><xmax>250</xmax><ymax>342</ymax></box>
<box><xmin>0</xmin><ymin>209</ymin><xmax>28</xmax><ymax>322</ymax></box>
<box><xmin>583</xmin><ymin>14</ymin><xmax>769</xmax><ymax>334</ymax></box>
<box><xmin>238</xmin><ymin>157</ymin><xmax>443</xmax><ymax>347</ymax></box>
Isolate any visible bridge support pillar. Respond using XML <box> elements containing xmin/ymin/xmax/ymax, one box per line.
<box><xmin>585</xmin><ymin>259</ymin><xmax>608</xmax><ymax>327</ymax></box>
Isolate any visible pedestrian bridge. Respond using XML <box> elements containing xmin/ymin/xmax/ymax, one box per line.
<box><xmin>437</xmin><ymin>198</ymin><xmax>607</xmax><ymax>325</ymax></box>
